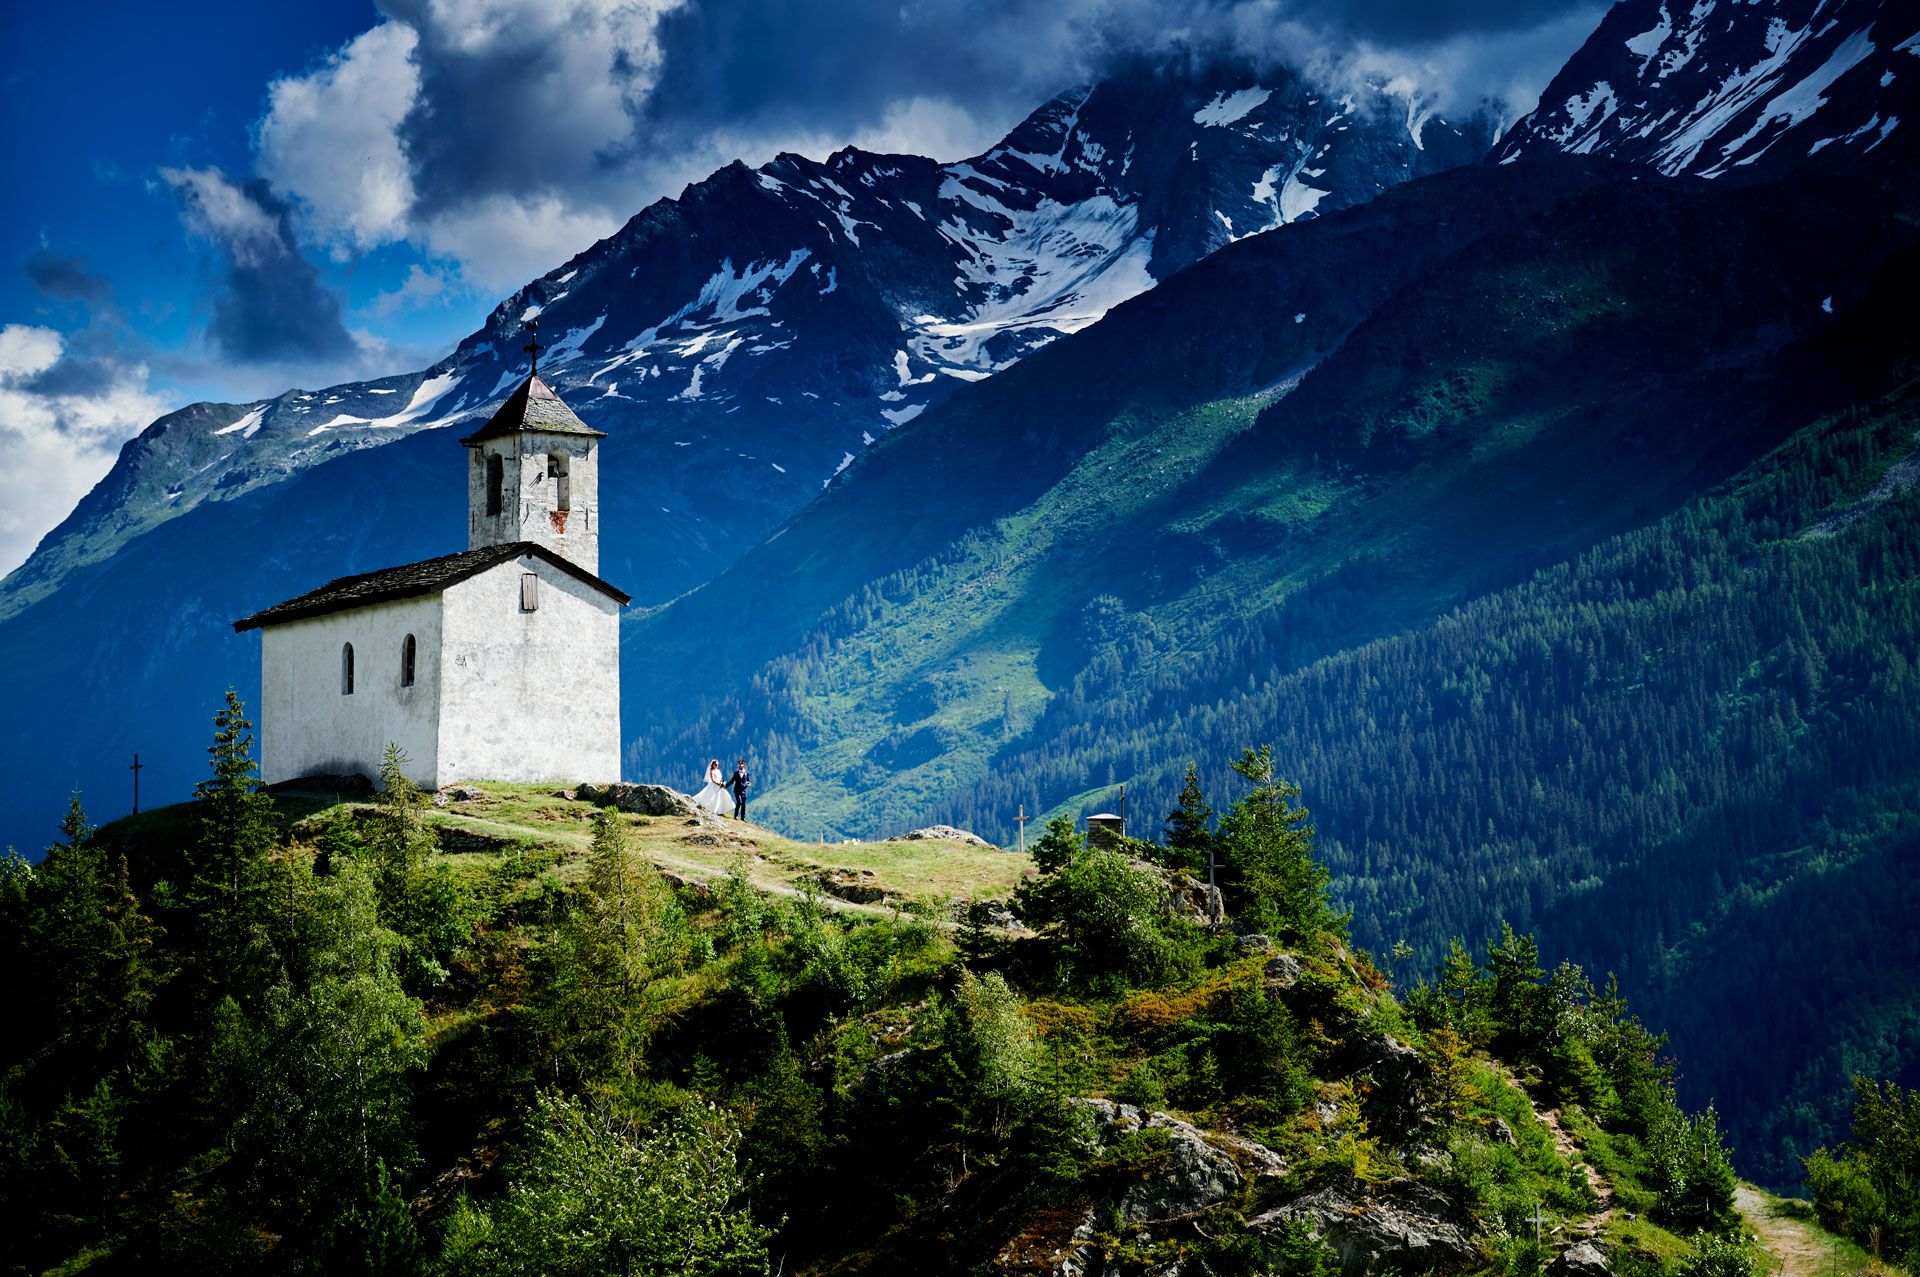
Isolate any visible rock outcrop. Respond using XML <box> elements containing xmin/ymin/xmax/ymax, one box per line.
<box><xmin>886</xmin><ymin>825</ymin><xmax>998</xmax><ymax>849</ymax></box>
<box><xmin>1068</xmin><ymin>1099</ymin><xmax>1244</xmax><ymax>1223</ymax></box>
<box><xmin>1550</xmin><ymin>1241</ymin><xmax>1613</xmax><ymax>1277</ymax></box>
<box><xmin>576</xmin><ymin>782</ymin><xmax>703</xmax><ymax>819</ymax></box>
<box><xmin>953</xmin><ymin>898</ymin><xmax>1020</xmax><ymax>929</ymax></box>
<box><xmin>1345</xmin><ymin>1034</ymin><xmax>1436</xmax><ymax>1131</ymax></box>
<box><xmin>814</xmin><ymin>869</ymin><xmax>890</xmax><ymax>905</ymax></box>
<box><xmin>1250</xmin><ymin>1179</ymin><xmax>1479</xmax><ymax>1276</ymax></box>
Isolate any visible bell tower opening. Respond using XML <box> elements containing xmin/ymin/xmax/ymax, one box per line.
<box><xmin>460</xmin><ymin>319</ymin><xmax>605</xmax><ymax>573</ymax></box>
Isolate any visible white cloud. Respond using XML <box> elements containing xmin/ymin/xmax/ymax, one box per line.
<box><xmin>159</xmin><ymin>166</ymin><xmax>286</xmax><ymax>267</ymax></box>
<box><xmin>0</xmin><ymin>326</ymin><xmax>178</xmax><ymax>579</ymax></box>
<box><xmin>368</xmin><ymin>263</ymin><xmax>452</xmax><ymax>317</ymax></box>
<box><xmin>1324</xmin><ymin>5</ymin><xmax>1609</xmax><ymax>121</ymax></box>
<box><xmin>256</xmin><ymin>22</ymin><xmax>421</xmax><ymax>254</ymax></box>
<box><xmin>850</xmin><ymin>97</ymin><xmax>1007</xmax><ymax>161</ymax></box>
<box><xmin>419</xmin><ymin>194</ymin><xmax>624</xmax><ymax>292</ymax></box>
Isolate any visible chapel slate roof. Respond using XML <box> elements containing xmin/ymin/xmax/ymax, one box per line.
<box><xmin>232</xmin><ymin>541</ymin><xmax>630</xmax><ymax>632</ymax></box>
<box><xmin>459</xmin><ymin>373</ymin><xmax>604</xmax><ymax>446</ymax></box>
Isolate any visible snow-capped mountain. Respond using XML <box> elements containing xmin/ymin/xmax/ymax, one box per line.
<box><xmin>1496</xmin><ymin>0</ymin><xmax>1920</xmax><ymax>178</ymax></box>
<box><xmin>2</xmin><ymin>59</ymin><xmax>1491</xmax><ymax>623</ymax></box>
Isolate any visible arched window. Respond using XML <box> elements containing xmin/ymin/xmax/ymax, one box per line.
<box><xmin>342</xmin><ymin>642</ymin><xmax>355</xmax><ymax>695</ymax></box>
<box><xmin>400</xmin><ymin>633</ymin><xmax>416</xmax><ymax>687</ymax></box>
<box><xmin>547</xmin><ymin>452</ymin><xmax>571</xmax><ymax>511</ymax></box>
<box><xmin>486</xmin><ymin>453</ymin><xmax>504</xmax><ymax>515</ymax></box>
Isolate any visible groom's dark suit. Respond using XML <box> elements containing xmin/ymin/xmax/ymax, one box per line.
<box><xmin>729</xmin><ymin>766</ymin><xmax>752</xmax><ymax>819</ymax></box>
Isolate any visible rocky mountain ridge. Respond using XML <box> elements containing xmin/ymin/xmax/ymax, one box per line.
<box><xmin>1496</xmin><ymin>0</ymin><xmax>1920</xmax><ymax>178</ymax></box>
<box><xmin>1</xmin><ymin>59</ymin><xmax>1490</xmax><ymax>625</ymax></box>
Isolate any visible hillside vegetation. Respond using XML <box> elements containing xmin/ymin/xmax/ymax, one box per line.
<box><xmin>0</xmin><ymin>698</ymin><xmax>1791</xmax><ymax>1276</ymax></box>
<box><xmin>622</xmin><ymin>156</ymin><xmax>1920</xmax><ymax>1186</ymax></box>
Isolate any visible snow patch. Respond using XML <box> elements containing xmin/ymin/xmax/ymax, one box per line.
<box><xmin>1705</xmin><ymin>26</ymin><xmax>1876</xmax><ymax>172</ymax></box>
<box><xmin>1193</xmin><ymin>87</ymin><xmax>1271</xmax><ymax>127</ymax></box>
<box><xmin>213</xmin><ymin>405</ymin><xmax>268</xmax><ymax>437</ymax></box>
<box><xmin>882</xmin><ymin>403</ymin><xmax>925</xmax><ymax>426</ymax></box>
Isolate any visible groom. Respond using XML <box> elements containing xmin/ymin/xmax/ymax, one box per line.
<box><xmin>728</xmin><ymin>760</ymin><xmax>752</xmax><ymax>820</ymax></box>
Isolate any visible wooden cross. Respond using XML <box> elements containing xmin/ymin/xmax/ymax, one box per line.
<box><xmin>129</xmin><ymin>753</ymin><xmax>143</xmax><ymax>815</ymax></box>
<box><xmin>523</xmin><ymin>319</ymin><xmax>546</xmax><ymax>375</ymax></box>
<box><xmin>1016</xmin><ymin>804</ymin><xmax>1028</xmax><ymax>856</ymax></box>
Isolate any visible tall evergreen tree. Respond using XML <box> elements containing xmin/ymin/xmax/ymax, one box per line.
<box><xmin>1162</xmin><ymin>764</ymin><xmax>1215</xmax><ymax>875</ymax></box>
<box><xmin>1217</xmin><ymin>746</ymin><xmax>1341</xmax><ymax>939</ymax></box>
<box><xmin>190</xmin><ymin>689</ymin><xmax>279</xmax><ymax>1006</ymax></box>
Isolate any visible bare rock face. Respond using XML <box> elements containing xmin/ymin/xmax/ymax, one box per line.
<box><xmin>1068</xmin><ymin>1099</ymin><xmax>1244</xmax><ymax>1223</ymax></box>
<box><xmin>887</xmin><ymin>824</ymin><xmax>998</xmax><ymax>849</ymax></box>
<box><xmin>1250</xmin><ymin>1179</ymin><xmax>1479</xmax><ymax>1276</ymax></box>
<box><xmin>1345</xmin><ymin>1034</ymin><xmax>1436</xmax><ymax>1131</ymax></box>
<box><xmin>1265</xmin><ymin>951</ymin><xmax>1308</xmax><ymax>988</ymax></box>
<box><xmin>1550</xmin><ymin>1242</ymin><xmax>1613</xmax><ymax>1277</ymax></box>
<box><xmin>576</xmin><ymin>782</ymin><xmax>700</xmax><ymax>819</ymax></box>
<box><xmin>814</xmin><ymin>869</ymin><xmax>890</xmax><ymax>905</ymax></box>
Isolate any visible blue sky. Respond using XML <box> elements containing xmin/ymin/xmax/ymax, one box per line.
<box><xmin>0</xmin><ymin>0</ymin><xmax>1604</xmax><ymax>577</ymax></box>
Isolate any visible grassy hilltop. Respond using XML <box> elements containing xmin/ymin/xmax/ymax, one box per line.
<box><xmin>9</xmin><ymin>716</ymin><xmax>1915</xmax><ymax>1276</ymax></box>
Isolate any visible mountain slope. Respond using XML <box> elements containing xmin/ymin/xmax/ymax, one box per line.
<box><xmin>615</xmin><ymin>127</ymin><xmax>1920</xmax><ymax>1187</ymax></box>
<box><xmin>0</xmin><ymin>57</ymin><xmax>1495</xmax><ymax>855</ymax></box>
<box><xmin>2</xmin><ymin>59</ymin><xmax>1489</xmax><ymax>626</ymax></box>
<box><xmin>1495</xmin><ymin>0</ymin><xmax>1920</xmax><ymax>178</ymax></box>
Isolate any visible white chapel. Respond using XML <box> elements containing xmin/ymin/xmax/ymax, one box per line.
<box><xmin>235</xmin><ymin>360</ymin><xmax>628</xmax><ymax>789</ymax></box>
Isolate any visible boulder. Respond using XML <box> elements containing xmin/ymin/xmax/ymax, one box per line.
<box><xmin>1346</xmin><ymin>1034</ymin><xmax>1435</xmax><ymax>1129</ymax></box>
<box><xmin>659</xmin><ymin>872</ymin><xmax>712</xmax><ymax>900</ymax></box>
<box><xmin>576</xmin><ymin>782</ymin><xmax>701</xmax><ymax>819</ymax></box>
<box><xmin>1237</xmin><ymin>933</ymin><xmax>1274</xmax><ymax>953</ymax></box>
<box><xmin>814</xmin><ymin>870</ymin><xmax>889</xmax><ymax>905</ymax></box>
<box><xmin>1250</xmin><ymin>1179</ymin><xmax>1478</xmax><ymax>1276</ymax></box>
<box><xmin>1489</xmin><ymin>1116</ymin><xmax>1518</xmax><ymax>1147</ymax></box>
<box><xmin>1265</xmin><ymin>951</ymin><xmax>1307</xmax><ymax>988</ymax></box>
<box><xmin>954</xmin><ymin>899</ymin><xmax>1019</xmax><ymax>929</ymax></box>
<box><xmin>1068</xmin><ymin>1099</ymin><xmax>1243</xmax><ymax>1223</ymax></box>
<box><xmin>1209</xmin><ymin>1129</ymin><xmax>1290</xmax><ymax>1180</ymax></box>
<box><xmin>1549</xmin><ymin>1242</ymin><xmax>1612</xmax><ymax>1277</ymax></box>
<box><xmin>887</xmin><ymin>824</ymin><xmax>998</xmax><ymax>849</ymax></box>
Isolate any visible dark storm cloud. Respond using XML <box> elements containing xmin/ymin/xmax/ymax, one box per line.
<box><xmin>161</xmin><ymin>166</ymin><xmax>358</xmax><ymax>366</ymax></box>
<box><xmin>26</xmin><ymin>252</ymin><xmax>115</xmax><ymax>308</ymax></box>
<box><xmin>369</xmin><ymin>0</ymin><xmax>1603</xmax><ymax>223</ymax></box>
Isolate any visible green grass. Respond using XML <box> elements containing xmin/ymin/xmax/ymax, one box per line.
<box><xmin>261</xmin><ymin>781</ymin><xmax>1034</xmax><ymax>912</ymax></box>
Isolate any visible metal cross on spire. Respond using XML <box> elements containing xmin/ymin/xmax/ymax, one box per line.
<box><xmin>522</xmin><ymin>318</ymin><xmax>546</xmax><ymax>376</ymax></box>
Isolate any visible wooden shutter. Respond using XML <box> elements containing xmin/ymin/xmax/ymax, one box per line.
<box><xmin>521</xmin><ymin>573</ymin><xmax>539</xmax><ymax>611</ymax></box>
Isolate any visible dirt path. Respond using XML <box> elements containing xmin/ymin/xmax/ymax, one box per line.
<box><xmin>1737</xmin><ymin>1185</ymin><xmax>1841</xmax><ymax>1277</ymax></box>
<box><xmin>1489</xmin><ymin>1063</ymin><xmax>1613</xmax><ymax>1235</ymax></box>
<box><xmin>1537</xmin><ymin>1102</ymin><xmax>1613</xmax><ymax>1231</ymax></box>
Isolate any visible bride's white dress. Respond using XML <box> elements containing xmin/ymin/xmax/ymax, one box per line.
<box><xmin>693</xmin><ymin>767</ymin><xmax>731</xmax><ymax>814</ymax></box>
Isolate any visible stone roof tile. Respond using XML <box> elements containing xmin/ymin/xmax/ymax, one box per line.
<box><xmin>232</xmin><ymin>541</ymin><xmax>629</xmax><ymax>632</ymax></box>
<box><xmin>459</xmin><ymin>374</ymin><xmax>604</xmax><ymax>446</ymax></box>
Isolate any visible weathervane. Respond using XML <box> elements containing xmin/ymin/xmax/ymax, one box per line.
<box><xmin>523</xmin><ymin>318</ymin><xmax>546</xmax><ymax>376</ymax></box>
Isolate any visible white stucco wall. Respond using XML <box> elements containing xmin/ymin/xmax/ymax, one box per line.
<box><xmin>437</xmin><ymin>554</ymin><xmax>621</xmax><ymax>785</ymax></box>
<box><xmin>259</xmin><ymin>594</ymin><xmax>443</xmax><ymax>788</ymax></box>
<box><xmin>467</xmin><ymin>431</ymin><xmax>600</xmax><ymax>573</ymax></box>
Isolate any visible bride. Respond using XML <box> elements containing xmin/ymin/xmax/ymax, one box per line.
<box><xmin>693</xmin><ymin>759</ymin><xmax>731</xmax><ymax>814</ymax></box>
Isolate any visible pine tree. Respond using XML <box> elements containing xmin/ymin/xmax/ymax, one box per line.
<box><xmin>1217</xmin><ymin>746</ymin><xmax>1340</xmax><ymax>939</ymax></box>
<box><xmin>1162</xmin><ymin>764</ymin><xmax>1215</xmax><ymax>875</ymax></box>
<box><xmin>189</xmin><ymin>689</ymin><xmax>278</xmax><ymax>1005</ymax></box>
<box><xmin>370</xmin><ymin>743</ymin><xmax>434</xmax><ymax>935</ymax></box>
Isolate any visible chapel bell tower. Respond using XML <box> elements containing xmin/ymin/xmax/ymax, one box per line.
<box><xmin>459</xmin><ymin>321</ymin><xmax>605</xmax><ymax>574</ymax></box>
